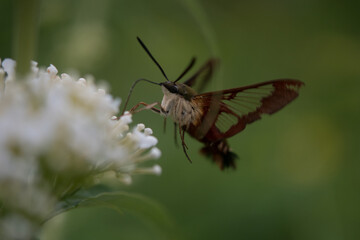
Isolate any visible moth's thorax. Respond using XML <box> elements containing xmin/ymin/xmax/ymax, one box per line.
<box><xmin>161</xmin><ymin>86</ymin><xmax>203</xmax><ymax>128</ymax></box>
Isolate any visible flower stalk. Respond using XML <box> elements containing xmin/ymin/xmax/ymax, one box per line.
<box><xmin>13</xmin><ymin>0</ymin><xmax>40</xmax><ymax>78</ymax></box>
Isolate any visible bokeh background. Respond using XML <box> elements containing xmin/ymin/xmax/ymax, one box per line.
<box><xmin>1</xmin><ymin>0</ymin><xmax>360</xmax><ymax>239</ymax></box>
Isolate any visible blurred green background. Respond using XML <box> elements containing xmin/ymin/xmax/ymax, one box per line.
<box><xmin>2</xmin><ymin>0</ymin><xmax>360</xmax><ymax>239</ymax></box>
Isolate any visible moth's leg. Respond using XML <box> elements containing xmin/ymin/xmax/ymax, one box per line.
<box><xmin>173</xmin><ymin>122</ymin><xmax>178</xmax><ymax>147</ymax></box>
<box><xmin>163</xmin><ymin>118</ymin><xmax>167</xmax><ymax>133</ymax></box>
<box><xmin>129</xmin><ymin>102</ymin><xmax>160</xmax><ymax>114</ymax></box>
<box><xmin>179</xmin><ymin>126</ymin><xmax>192</xmax><ymax>163</ymax></box>
<box><xmin>178</xmin><ymin>125</ymin><xmax>188</xmax><ymax>149</ymax></box>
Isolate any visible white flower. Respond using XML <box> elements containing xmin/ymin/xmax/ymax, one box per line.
<box><xmin>0</xmin><ymin>59</ymin><xmax>162</xmax><ymax>239</ymax></box>
<box><xmin>1</xmin><ymin>214</ymin><xmax>38</xmax><ymax>240</ymax></box>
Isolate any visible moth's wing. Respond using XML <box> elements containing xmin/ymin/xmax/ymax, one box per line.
<box><xmin>192</xmin><ymin>79</ymin><xmax>304</xmax><ymax>141</ymax></box>
<box><xmin>183</xmin><ymin>58</ymin><xmax>218</xmax><ymax>93</ymax></box>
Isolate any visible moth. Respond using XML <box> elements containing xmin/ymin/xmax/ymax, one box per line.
<box><xmin>122</xmin><ymin>37</ymin><xmax>304</xmax><ymax>170</ymax></box>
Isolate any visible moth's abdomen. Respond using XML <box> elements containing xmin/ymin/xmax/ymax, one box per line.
<box><xmin>200</xmin><ymin>140</ymin><xmax>238</xmax><ymax>170</ymax></box>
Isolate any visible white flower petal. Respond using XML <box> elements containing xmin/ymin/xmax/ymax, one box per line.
<box><xmin>2</xmin><ymin>58</ymin><xmax>16</xmax><ymax>80</ymax></box>
<box><xmin>47</xmin><ymin>64</ymin><xmax>58</xmax><ymax>76</ymax></box>
<box><xmin>149</xmin><ymin>147</ymin><xmax>161</xmax><ymax>159</ymax></box>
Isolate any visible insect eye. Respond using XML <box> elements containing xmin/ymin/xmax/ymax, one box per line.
<box><xmin>168</xmin><ymin>85</ymin><xmax>178</xmax><ymax>93</ymax></box>
<box><xmin>162</xmin><ymin>82</ymin><xmax>179</xmax><ymax>94</ymax></box>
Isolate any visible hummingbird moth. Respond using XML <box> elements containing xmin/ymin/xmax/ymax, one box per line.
<box><xmin>122</xmin><ymin>37</ymin><xmax>304</xmax><ymax>170</ymax></box>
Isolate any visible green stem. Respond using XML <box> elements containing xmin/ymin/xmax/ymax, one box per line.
<box><xmin>13</xmin><ymin>0</ymin><xmax>41</xmax><ymax>78</ymax></box>
<box><xmin>181</xmin><ymin>0</ymin><xmax>223</xmax><ymax>90</ymax></box>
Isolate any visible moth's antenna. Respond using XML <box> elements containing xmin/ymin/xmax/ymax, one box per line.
<box><xmin>137</xmin><ymin>37</ymin><xmax>169</xmax><ymax>81</ymax></box>
<box><xmin>121</xmin><ymin>78</ymin><xmax>160</xmax><ymax>115</ymax></box>
<box><xmin>174</xmin><ymin>57</ymin><xmax>196</xmax><ymax>83</ymax></box>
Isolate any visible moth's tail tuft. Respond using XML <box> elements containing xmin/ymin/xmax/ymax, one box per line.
<box><xmin>200</xmin><ymin>140</ymin><xmax>238</xmax><ymax>170</ymax></box>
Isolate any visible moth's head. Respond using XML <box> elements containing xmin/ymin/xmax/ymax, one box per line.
<box><xmin>160</xmin><ymin>81</ymin><xmax>196</xmax><ymax>100</ymax></box>
<box><xmin>160</xmin><ymin>81</ymin><xmax>179</xmax><ymax>94</ymax></box>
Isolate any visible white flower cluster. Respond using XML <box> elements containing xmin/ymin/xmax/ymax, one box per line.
<box><xmin>0</xmin><ymin>59</ymin><xmax>161</xmax><ymax>239</ymax></box>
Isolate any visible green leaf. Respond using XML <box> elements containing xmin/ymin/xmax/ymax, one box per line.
<box><xmin>50</xmin><ymin>184</ymin><xmax>113</xmax><ymax>218</ymax></box>
<box><xmin>48</xmin><ymin>188</ymin><xmax>179</xmax><ymax>239</ymax></box>
<box><xmin>82</xmin><ymin>191</ymin><xmax>178</xmax><ymax>239</ymax></box>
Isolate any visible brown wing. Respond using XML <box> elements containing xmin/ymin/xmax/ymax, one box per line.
<box><xmin>191</xmin><ymin>79</ymin><xmax>304</xmax><ymax>141</ymax></box>
<box><xmin>183</xmin><ymin>59</ymin><xmax>218</xmax><ymax>93</ymax></box>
